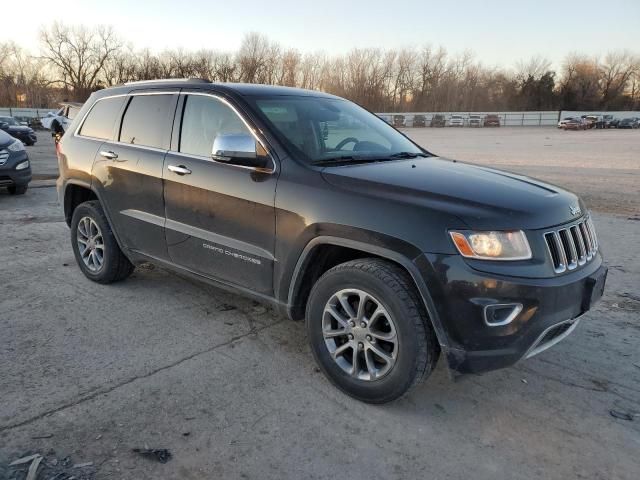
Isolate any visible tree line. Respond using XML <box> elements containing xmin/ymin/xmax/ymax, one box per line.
<box><xmin>1</xmin><ymin>23</ymin><xmax>639</xmax><ymax>112</ymax></box>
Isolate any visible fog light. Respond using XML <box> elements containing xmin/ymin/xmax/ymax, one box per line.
<box><xmin>483</xmin><ymin>303</ymin><xmax>523</xmax><ymax>326</ymax></box>
<box><xmin>16</xmin><ymin>160</ymin><xmax>30</xmax><ymax>170</ymax></box>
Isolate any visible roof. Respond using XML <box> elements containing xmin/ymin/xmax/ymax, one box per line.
<box><xmin>98</xmin><ymin>79</ymin><xmax>338</xmax><ymax>99</ymax></box>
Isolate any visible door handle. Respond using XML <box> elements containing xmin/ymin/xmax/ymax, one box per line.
<box><xmin>168</xmin><ymin>165</ymin><xmax>192</xmax><ymax>175</ymax></box>
<box><xmin>100</xmin><ymin>150</ymin><xmax>118</xmax><ymax>160</ymax></box>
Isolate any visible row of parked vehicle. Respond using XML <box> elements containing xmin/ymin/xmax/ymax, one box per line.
<box><xmin>385</xmin><ymin>114</ymin><xmax>502</xmax><ymax>128</ymax></box>
<box><xmin>557</xmin><ymin>114</ymin><xmax>640</xmax><ymax>130</ymax></box>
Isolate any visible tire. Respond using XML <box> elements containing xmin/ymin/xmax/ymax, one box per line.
<box><xmin>306</xmin><ymin>258</ymin><xmax>439</xmax><ymax>403</ymax></box>
<box><xmin>8</xmin><ymin>185</ymin><xmax>27</xmax><ymax>195</ymax></box>
<box><xmin>70</xmin><ymin>200</ymin><xmax>134</xmax><ymax>284</ymax></box>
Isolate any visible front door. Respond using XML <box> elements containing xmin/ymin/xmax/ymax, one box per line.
<box><xmin>163</xmin><ymin>93</ymin><xmax>277</xmax><ymax>295</ymax></box>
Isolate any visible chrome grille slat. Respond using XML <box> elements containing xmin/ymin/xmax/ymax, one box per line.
<box><xmin>570</xmin><ymin>225</ymin><xmax>587</xmax><ymax>265</ymax></box>
<box><xmin>0</xmin><ymin>150</ymin><xmax>8</xmax><ymax>166</ymax></box>
<box><xmin>544</xmin><ymin>216</ymin><xmax>598</xmax><ymax>274</ymax></box>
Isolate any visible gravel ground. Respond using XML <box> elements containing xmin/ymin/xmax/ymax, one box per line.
<box><xmin>1</xmin><ymin>129</ymin><xmax>638</xmax><ymax>480</ymax></box>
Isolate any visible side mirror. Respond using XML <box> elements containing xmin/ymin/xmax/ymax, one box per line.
<box><xmin>211</xmin><ymin>133</ymin><xmax>270</xmax><ymax>169</ymax></box>
<box><xmin>0</xmin><ymin>122</ymin><xmax>8</xmax><ymax>131</ymax></box>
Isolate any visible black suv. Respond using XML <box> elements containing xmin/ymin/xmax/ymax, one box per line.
<box><xmin>0</xmin><ymin>116</ymin><xmax>37</xmax><ymax>146</ymax></box>
<box><xmin>57</xmin><ymin>80</ymin><xmax>607</xmax><ymax>403</ymax></box>
<box><xmin>430</xmin><ymin>114</ymin><xmax>446</xmax><ymax>127</ymax></box>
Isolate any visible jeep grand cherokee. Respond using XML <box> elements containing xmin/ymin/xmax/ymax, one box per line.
<box><xmin>56</xmin><ymin>79</ymin><xmax>607</xmax><ymax>403</ymax></box>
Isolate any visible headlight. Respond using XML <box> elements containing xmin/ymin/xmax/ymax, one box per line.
<box><xmin>16</xmin><ymin>160</ymin><xmax>30</xmax><ymax>170</ymax></box>
<box><xmin>8</xmin><ymin>139</ymin><xmax>25</xmax><ymax>152</ymax></box>
<box><xmin>449</xmin><ymin>230</ymin><xmax>532</xmax><ymax>260</ymax></box>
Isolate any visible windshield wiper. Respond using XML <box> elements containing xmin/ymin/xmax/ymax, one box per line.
<box><xmin>311</xmin><ymin>151</ymin><xmax>429</xmax><ymax>166</ymax></box>
<box><xmin>311</xmin><ymin>155</ymin><xmax>375</xmax><ymax>166</ymax></box>
<box><xmin>388</xmin><ymin>151</ymin><xmax>429</xmax><ymax>159</ymax></box>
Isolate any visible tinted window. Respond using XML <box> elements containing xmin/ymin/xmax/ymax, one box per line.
<box><xmin>79</xmin><ymin>97</ymin><xmax>125</xmax><ymax>140</ymax></box>
<box><xmin>180</xmin><ymin>95</ymin><xmax>251</xmax><ymax>157</ymax></box>
<box><xmin>119</xmin><ymin>94</ymin><xmax>175</xmax><ymax>149</ymax></box>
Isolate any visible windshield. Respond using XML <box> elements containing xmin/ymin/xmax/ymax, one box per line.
<box><xmin>249</xmin><ymin>96</ymin><xmax>426</xmax><ymax>164</ymax></box>
<box><xmin>0</xmin><ymin>117</ymin><xmax>18</xmax><ymax>126</ymax></box>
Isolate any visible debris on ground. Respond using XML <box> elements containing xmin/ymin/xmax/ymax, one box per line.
<box><xmin>31</xmin><ymin>434</ymin><xmax>53</xmax><ymax>439</ymax></box>
<box><xmin>217</xmin><ymin>303</ymin><xmax>237</xmax><ymax>312</ymax></box>
<box><xmin>132</xmin><ymin>448</ymin><xmax>172</xmax><ymax>463</ymax></box>
<box><xmin>7</xmin><ymin>452</ymin><xmax>96</xmax><ymax>480</ymax></box>
<box><xmin>609</xmin><ymin>409</ymin><xmax>635</xmax><ymax>421</ymax></box>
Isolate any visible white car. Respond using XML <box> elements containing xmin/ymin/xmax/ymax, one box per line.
<box><xmin>41</xmin><ymin>102</ymin><xmax>83</xmax><ymax>133</ymax></box>
<box><xmin>448</xmin><ymin>115</ymin><xmax>464</xmax><ymax>127</ymax></box>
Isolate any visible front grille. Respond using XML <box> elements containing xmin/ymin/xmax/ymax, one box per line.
<box><xmin>544</xmin><ymin>216</ymin><xmax>598</xmax><ymax>273</ymax></box>
<box><xmin>0</xmin><ymin>149</ymin><xmax>8</xmax><ymax>166</ymax></box>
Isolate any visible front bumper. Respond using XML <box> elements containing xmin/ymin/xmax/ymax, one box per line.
<box><xmin>0</xmin><ymin>150</ymin><xmax>32</xmax><ymax>187</ymax></box>
<box><xmin>416</xmin><ymin>252</ymin><xmax>607</xmax><ymax>374</ymax></box>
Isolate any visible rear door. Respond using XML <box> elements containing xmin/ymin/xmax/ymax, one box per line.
<box><xmin>93</xmin><ymin>91</ymin><xmax>178</xmax><ymax>260</ymax></box>
<box><xmin>163</xmin><ymin>92</ymin><xmax>277</xmax><ymax>295</ymax></box>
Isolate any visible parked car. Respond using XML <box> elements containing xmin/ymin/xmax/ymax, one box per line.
<box><xmin>609</xmin><ymin>117</ymin><xmax>620</xmax><ymax>128</ymax></box>
<box><xmin>393</xmin><ymin>115</ymin><xmax>406</xmax><ymax>127</ymax></box>
<box><xmin>0</xmin><ymin>129</ymin><xmax>31</xmax><ymax>194</ymax></box>
<box><xmin>413</xmin><ymin>114</ymin><xmax>426</xmax><ymax>127</ymax></box>
<box><xmin>558</xmin><ymin>117</ymin><xmax>585</xmax><ymax>130</ymax></box>
<box><xmin>0</xmin><ymin>116</ymin><xmax>37</xmax><ymax>146</ymax></box>
<box><xmin>602</xmin><ymin>114</ymin><xmax>615</xmax><ymax>128</ymax></box>
<box><xmin>468</xmin><ymin>114</ymin><xmax>483</xmax><ymax>127</ymax></box>
<box><xmin>562</xmin><ymin>118</ymin><xmax>587</xmax><ymax>130</ymax></box>
<box><xmin>41</xmin><ymin>101</ymin><xmax>84</xmax><ymax>135</ymax></box>
<box><xmin>430</xmin><ymin>114</ymin><xmax>446</xmax><ymax>127</ymax></box>
<box><xmin>483</xmin><ymin>114</ymin><xmax>500</xmax><ymax>127</ymax></box>
<box><xmin>448</xmin><ymin>115</ymin><xmax>464</xmax><ymax>127</ymax></box>
<box><xmin>57</xmin><ymin>80</ymin><xmax>606</xmax><ymax>403</ymax></box>
<box><xmin>617</xmin><ymin>117</ymin><xmax>639</xmax><ymax>129</ymax></box>
<box><xmin>581</xmin><ymin>115</ymin><xmax>597</xmax><ymax>129</ymax></box>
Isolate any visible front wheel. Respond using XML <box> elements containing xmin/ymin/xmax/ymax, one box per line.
<box><xmin>306</xmin><ymin>259</ymin><xmax>439</xmax><ymax>403</ymax></box>
<box><xmin>70</xmin><ymin>200</ymin><xmax>134</xmax><ymax>284</ymax></box>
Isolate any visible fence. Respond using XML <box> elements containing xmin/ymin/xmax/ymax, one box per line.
<box><xmin>376</xmin><ymin>111</ymin><xmax>560</xmax><ymax>127</ymax></box>
<box><xmin>0</xmin><ymin>107</ymin><xmax>57</xmax><ymax>120</ymax></box>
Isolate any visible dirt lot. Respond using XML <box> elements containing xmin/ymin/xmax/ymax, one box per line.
<box><xmin>1</xmin><ymin>129</ymin><xmax>639</xmax><ymax>480</ymax></box>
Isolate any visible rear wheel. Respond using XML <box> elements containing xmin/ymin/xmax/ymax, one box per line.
<box><xmin>8</xmin><ymin>185</ymin><xmax>27</xmax><ymax>195</ymax></box>
<box><xmin>306</xmin><ymin>258</ymin><xmax>439</xmax><ymax>403</ymax></box>
<box><xmin>70</xmin><ymin>200</ymin><xmax>134</xmax><ymax>284</ymax></box>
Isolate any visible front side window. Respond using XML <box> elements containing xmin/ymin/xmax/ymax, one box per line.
<box><xmin>179</xmin><ymin>95</ymin><xmax>251</xmax><ymax>157</ymax></box>
<box><xmin>79</xmin><ymin>96</ymin><xmax>126</xmax><ymax>140</ymax></box>
<box><xmin>249</xmin><ymin>96</ymin><xmax>425</xmax><ymax>164</ymax></box>
<box><xmin>119</xmin><ymin>94</ymin><xmax>175</xmax><ymax>149</ymax></box>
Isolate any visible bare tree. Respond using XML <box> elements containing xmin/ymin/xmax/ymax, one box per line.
<box><xmin>40</xmin><ymin>22</ymin><xmax>122</xmax><ymax>99</ymax></box>
<box><xmin>599</xmin><ymin>51</ymin><xmax>639</xmax><ymax>109</ymax></box>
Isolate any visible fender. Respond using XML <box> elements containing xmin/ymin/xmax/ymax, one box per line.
<box><xmin>287</xmin><ymin>235</ymin><xmax>452</xmax><ymax>351</ymax></box>
<box><xmin>62</xmin><ymin>179</ymin><xmax>131</xmax><ymax>261</ymax></box>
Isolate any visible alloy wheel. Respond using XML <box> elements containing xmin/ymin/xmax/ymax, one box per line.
<box><xmin>76</xmin><ymin>216</ymin><xmax>105</xmax><ymax>272</ymax></box>
<box><xmin>322</xmin><ymin>288</ymin><xmax>398</xmax><ymax>381</ymax></box>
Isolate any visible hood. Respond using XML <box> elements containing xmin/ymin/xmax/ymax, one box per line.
<box><xmin>0</xmin><ymin>130</ymin><xmax>15</xmax><ymax>147</ymax></box>
<box><xmin>7</xmin><ymin>125</ymin><xmax>33</xmax><ymax>133</ymax></box>
<box><xmin>321</xmin><ymin>157</ymin><xmax>585</xmax><ymax>230</ymax></box>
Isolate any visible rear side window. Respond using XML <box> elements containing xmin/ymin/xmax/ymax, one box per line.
<box><xmin>119</xmin><ymin>94</ymin><xmax>175</xmax><ymax>149</ymax></box>
<box><xmin>79</xmin><ymin>97</ymin><xmax>125</xmax><ymax>140</ymax></box>
<box><xmin>179</xmin><ymin>95</ymin><xmax>251</xmax><ymax>157</ymax></box>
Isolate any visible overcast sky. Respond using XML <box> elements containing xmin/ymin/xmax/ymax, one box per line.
<box><xmin>3</xmin><ymin>0</ymin><xmax>639</xmax><ymax>70</ymax></box>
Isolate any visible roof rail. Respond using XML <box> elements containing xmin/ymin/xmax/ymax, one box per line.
<box><xmin>123</xmin><ymin>78</ymin><xmax>211</xmax><ymax>86</ymax></box>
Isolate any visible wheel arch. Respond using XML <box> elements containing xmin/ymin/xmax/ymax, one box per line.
<box><xmin>62</xmin><ymin>181</ymin><xmax>130</xmax><ymax>260</ymax></box>
<box><xmin>286</xmin><ymin>236</ymin><xmax>451</xmax><ymax>351</ymax></box>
